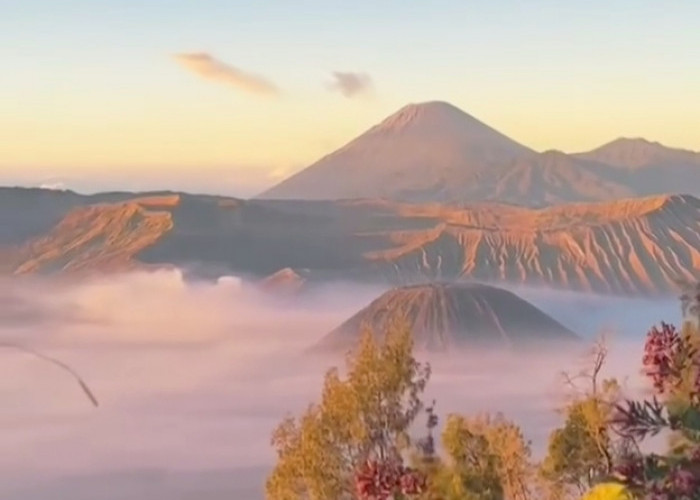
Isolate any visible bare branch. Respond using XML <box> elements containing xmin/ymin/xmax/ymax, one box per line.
<box><xmin>0</xmin><ymin>341</ymin><xmax>98</xmax><ymax>407</ymax></box>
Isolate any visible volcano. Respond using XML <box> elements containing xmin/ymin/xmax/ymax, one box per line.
<box><xmin>312</xmin><ymin>282</ymin><xmax>579</xmax><ymax>353</ymax></box>
<box><xmin>258</xmin><ymin>102</ymin><xmax>699</xmax><ymax>205</ymax></box>
<box><xmin>257</xmin><ymin>101</ymin><xmax>534</xmax><ymax>203</ymax></box>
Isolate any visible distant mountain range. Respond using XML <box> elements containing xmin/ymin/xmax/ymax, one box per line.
<box><xmin>1</xmin><ymin>188</ymin><xmax>698</xmax><ymax>296</ymax></box>
<box><xmin>2</xmin><ymin>101</ymin><xmax>698</xmax><ymax>295</ymax></box>
<box><xmin>258</xmin><ymin>101</ymin><xmax>700</xmax><ymax>205</ymax></box>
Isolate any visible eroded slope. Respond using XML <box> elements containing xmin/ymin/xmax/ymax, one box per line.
<box><xmin>2</xmin><ymin>193</ymin><xmax>698</xmax><ymax>295</ymax></box>
<box><xmin>313</xmin><ymin>282</ymin><xmax>579</xmax><ymax>353</ymax></box>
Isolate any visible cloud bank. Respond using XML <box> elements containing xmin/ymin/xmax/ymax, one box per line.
<box><xmin>174</xmin><ymin>52</ymin><xmax>279</xmax><ymax>96</ymax></box>
<box><xmin>328</xmin><ymin>71</ymin><xmax>373</xmax><ymax>98</ymax></box>
<box><xmin>0</xmin><ymin>270</ymin><xmax>668</xmax><ymax>499</ymax></box>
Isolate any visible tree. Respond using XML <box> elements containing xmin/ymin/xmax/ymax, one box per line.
<box><xmin>539</xmin><ymin>336</ymin><xmax>629</xmax><ymax>498</ymax></box>
<box><xmin>266</xmin><ymin>320</ymin><xmax>431</xmax><ymax>500</ymax></box>
<box><xmin>678</xmin><ymin>280</ymin><xmax>700</xmax><ymax>326</ymax></box>
<box><xmin>423</xmin><ymin>412</ymin><xmax>532</xmax><ymax>500</ymax></box>
<box><xmin>541</xmin><ymin>402</ymin><xmax>608</xmax><ymax>496</ymax></box>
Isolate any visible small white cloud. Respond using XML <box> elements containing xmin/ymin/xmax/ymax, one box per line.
<box><xmin>328</xmin><ymin>71</ymin><xmax>373</xmax><ymax>98</ymax></box>
<box><xmin>39</xmin><ymin>181</ymin><xmax>67</xmax><ymax>191</ymax></box>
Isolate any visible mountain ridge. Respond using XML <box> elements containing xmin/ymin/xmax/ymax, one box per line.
<box><xmin>258</xmin><ymin>101</ymin><xmax>700</xmax><ymax>204</ymax></box>
<box><xmin>2</xmin><ymin>189</ymin><xmax>697</xmax><ymax>296</ymax></box>
<box><xmin>575</xmin><ymin>137</ymin><xmax>700</xmax><ymax>169</ymax></box>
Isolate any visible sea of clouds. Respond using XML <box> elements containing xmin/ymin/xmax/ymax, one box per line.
<box><xmin>0</xmin><ymin>269</ymin><xmax>683</xmax><ymax>499</ymax></box>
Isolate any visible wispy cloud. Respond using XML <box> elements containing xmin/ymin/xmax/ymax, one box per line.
<box><xmin>174</xmin><ymin>52</ymin><xmax>280</xmax><ymax>96</ymax></box>
<box><xmin>328</xmin><ymin>71</ymin><xmax>373</xmax><ymax>98</ymax></box>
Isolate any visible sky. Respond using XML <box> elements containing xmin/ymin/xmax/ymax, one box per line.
<box><xmin>1</xmin><ymin>0</ymin><xmax>699</xmax><ymax>196</ymax></box>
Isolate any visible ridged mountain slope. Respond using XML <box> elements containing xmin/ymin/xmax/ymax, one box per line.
<box><xmin>2</xmin><ymin>196</ymin><xmax>176</xmax><ymax>274</ymax></box>
<box><xmin>1</xmin><ymin>191</ymin><xmax>698</xmax><ymax>296</ymax></box>
<box><xmin>312</xmin><ymin>282</ymin><xmax>579</xmax><ymax>352</ymax></box>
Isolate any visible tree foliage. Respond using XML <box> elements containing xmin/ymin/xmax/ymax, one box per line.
<box><xmin>421</xmin><ymin>412</ymin><xmax>532</xmax><ymax>500</ymax></box>
<box><xmin>267</xmin><ymin>283</ymin><xmax>700</xmax><ymax>499</ymax></box>
<box><xmin>599</xmin><ymin>282</ymin><xmax>700</xmax><ymax>499</ymax></box>
<box><xmin>610</xmin><ymin>320</ymin><xmax>700</xmax><ymax>499</ymax></box>
<box><xmin>266</xmin><ymin>321</ymin><xmax>431</xmax><ymax>500</ymax></box>
<box><xmin>541</xmin><ymin>400</ymin><xmax>610</xmax><ymax>495</ymax></box>
<box><xmin>678</xmin><ymin>280</ymin><xmax>700</xmax><ymax>326</ymax></box>
<box><xmin>539</xmin><ymin>336</ymin><xmax>627</xmax><ymax>498</ymax></box>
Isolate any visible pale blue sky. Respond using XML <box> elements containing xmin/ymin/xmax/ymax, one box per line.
<box><xmin>2</xmin><ymin>0</ymin><xmax>699</xmax><ymax>195</ymax></box>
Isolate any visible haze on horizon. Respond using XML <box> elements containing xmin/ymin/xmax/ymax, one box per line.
<box><xmin>2</xmin><ymin>1</ymin><xmax>700</xmax><ymax>196</ymax></box>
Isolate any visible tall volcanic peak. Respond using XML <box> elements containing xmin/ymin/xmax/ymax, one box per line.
<box><xmin>312</xmin><ymin>282</ymin><xmax>579</xmax><ymax>353</ymax></box>
<box><xmin>258</xmin><ymin>101</ymin><xmax>700</xmax><ymax>204</ymax></box>
<box><xmin>369</xmin><ymin>101</ymin><xmax>516</xmax><ymax>139</ymax></box>
<box><xmin>257</xmin><ymin>101</ymin><xmax>534</xmax><ymax>203</ymax></box>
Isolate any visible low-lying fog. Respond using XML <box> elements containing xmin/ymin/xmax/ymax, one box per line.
<box><xmin>0</xmin><ymin>270</ymin><xmax>683</xmax><ymax>500</ymax></box>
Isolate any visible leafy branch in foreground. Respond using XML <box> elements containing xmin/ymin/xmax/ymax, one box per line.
<box><xmin>609</xmin><ymin>311</ymin><xmax>700</xmax><ymax>498</ymax></box>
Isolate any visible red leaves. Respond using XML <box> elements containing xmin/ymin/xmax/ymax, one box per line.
<box><xmin>354</xmin><ymin>459</ymin><xmax>427</xmax><ymax>500</ymax></box>
<box><xmin>641</xmin><ymin>321</ymin><xmax>700</xmax><ymax>398</ymax></box>
<box><xmin>612</xmin><ymin>455</ymin><xmax>645</xmax><ymax>485</ymax></box>
<box><xmin>611</xmin><ymin>320</ymin><xmax>700</xmax><ymax>499</ymax></box>
<box><xmin>642</xmin><ymin>322</ymin><xmax>684</xmax><ymax>393</ymax></box>
<box><xmin>667</xmin><ymin>466</ymin><xmax>698</xmax><ymax>497</ymax></box>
